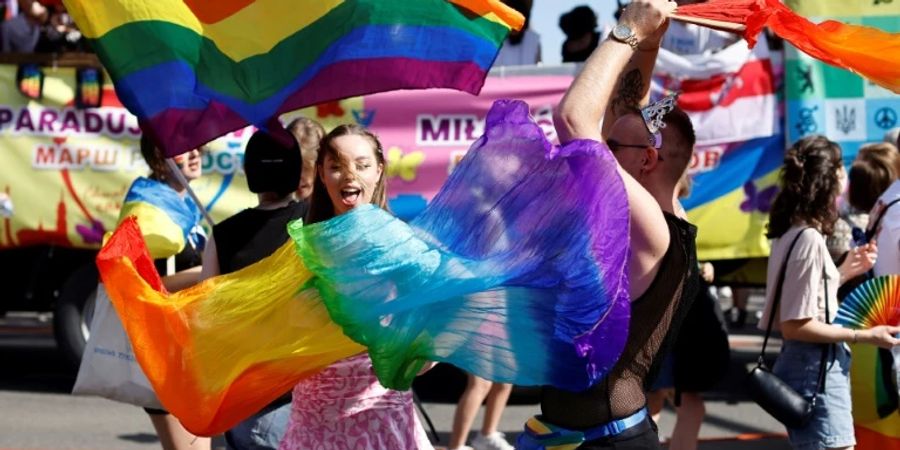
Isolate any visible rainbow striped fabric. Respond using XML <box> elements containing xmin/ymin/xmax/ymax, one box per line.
<box><xmin>62</xmin><ymin>0</ymin><xmax>524</xmax><ymax>156</ymax></box>
<box><xmin>97</xmin><ymin>100</ymin><xmax>631</xmax><ymax>436</ymax></box>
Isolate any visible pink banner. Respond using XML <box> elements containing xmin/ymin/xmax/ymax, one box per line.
<box><xmin>364</xmin><ymin>75</ymin><xmax>573</xmax><ymax>218</ymax></box>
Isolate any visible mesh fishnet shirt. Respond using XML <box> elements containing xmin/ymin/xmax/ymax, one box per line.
<box><xmin>540</xmin><ymin>214</ymin><xmax>699</xmax><ymax>428</ymax></box>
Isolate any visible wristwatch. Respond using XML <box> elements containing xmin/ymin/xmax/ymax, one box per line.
<box><xmin>610</xmin><ymin>23</ymin><xmax>639</xmax><ymax>50</ymax></box>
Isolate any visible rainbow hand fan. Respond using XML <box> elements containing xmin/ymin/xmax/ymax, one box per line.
<box><xmin>835</xmin><ymin>275</ymin><xmax>900</xmax><ymax>330</ymax></box>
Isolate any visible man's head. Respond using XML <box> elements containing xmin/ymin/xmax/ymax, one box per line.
<box><xmin>243</xmin><ymin>129</ymin><xmax>301</xmax><ymax>199</ymax></box>
<box><xmin>606</xmin><ymin>106</ymin><xmax>696</xmax><ymax>191</ymax></box>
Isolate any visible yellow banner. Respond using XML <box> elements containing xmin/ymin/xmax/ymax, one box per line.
<box><xmin>0</xmin><ymin>65</ymin><xmax>256</xmax><ymax>249</ymax></box>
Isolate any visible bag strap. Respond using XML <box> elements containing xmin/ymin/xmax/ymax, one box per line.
<box><xmin>866</xmin><ymin>197</ymin><xmax>900</xmax><ymax>241</ymax></box>
<box><xmin>813</xmin><ymin>265</ymin><xmax>831</xmax><ymax>396</ymax></box>
<box><xmin>759</xmin><ymin>228</ymin><xmax>811</xmax><ymax>363</ymax></box>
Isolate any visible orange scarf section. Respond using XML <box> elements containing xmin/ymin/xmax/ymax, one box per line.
<box><xmin>97</xmin><ymin>217</ymin><xmax>365</xmax><ymax>435</ymax></box>
<box><xmin>677</xmin><ymin>0</ymin><xmax>900</xmax><ymax>93</ymax></box>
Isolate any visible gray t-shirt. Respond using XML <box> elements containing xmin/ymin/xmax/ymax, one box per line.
<box><xmin>759</xmin><ymin>226</ymin><xmax>839</xmax><ymax>331</ymax></box>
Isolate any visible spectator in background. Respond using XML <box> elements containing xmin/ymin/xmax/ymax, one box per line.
<box><xmin>448</xmin><ymin>375</ymin><xmax>515</xmax><ymax>450</ymax></box>
<box><xmin>37</xmin><ymin>1</ymin><xmax>83</xmax><ymax>53</ymax></box>
<box><xmin>287</xmin><ymin>117</ymin><xmax>326</xmax><ymax>202</ymax></box>
<box><xmin>559</xmin><ymin>5</ymin><xmax>599</xmax><ymax>63</ymax></box>
<box><xmin>1</xmin><ymin>0</ymin><xmax>16</xmax><ymax>21</ymax></box>
<box><xmin>494</xmin><ymin>0</ymin><xmax>540</xmax><ymax>66</ymax></box>
<box><xmin>869</xmin><ymin>141</ymin><xmax>900</xmax><ymax>279</ymax></box>
<box><xmin>1</xmin><ymin>0</ymin><xmax>46</xmax><ymax>52</ymax></box>
<box><xmin>834</xmin><ymin>144</ymin><xmax>898</xmax><ymax>301</ymax></box>
<box><xmin>200</xmin><ymin>129</ymin><xmax>307</xmax><ymax>450</ymax></box>
<box><xmin>1</xmin><ymin>0</ymin><xmax>83</xmax><ymax>53</ymax></box>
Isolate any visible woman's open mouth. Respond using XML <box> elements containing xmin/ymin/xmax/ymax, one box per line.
<box><xmin>340</xmin><ymin>187</ymin><xmax>361</xmax><ymax>206</ymax></box>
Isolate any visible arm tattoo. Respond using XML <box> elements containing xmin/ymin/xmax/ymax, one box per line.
<box><xmin>611</xmin><ymin>69</ymin><xmax>644</xmax><ymax>117</ymax></box>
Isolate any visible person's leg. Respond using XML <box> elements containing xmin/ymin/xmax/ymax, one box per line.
<box><xmin>668</xmin><ymin>392</ymin><xmax>704</xmax><ymax>450</ymax></box>
<box><xmin>469</xmin><ymin>383</ymin><xmax>514</xmax><ymax>449</ymax></box>
<box><xmin>479</xmin><ymin>383</ymin><xmax>512</xmax><ymax>436</ymax></box>
<box><xmin>449</xmin><ymin>374</ymin><xmax>493</xmax><ymax>449</ymax></box>
<box><xmin>149</xmin><ymin>413</ymin><xmax>211</xmax><ymax>450</ymax></box>
<box><xmin>729</xmin><ymin>287</ymin><xmax>750</xmax><ymax>328</ymax></box>
<box><xmin>646</xmin><ymin>389</ymin><xmax>670</xmax><ymax>425</ymax></box>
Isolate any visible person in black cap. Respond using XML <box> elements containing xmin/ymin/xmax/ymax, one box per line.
<box><xmin>199</xmin><ymin>128</ymin><xmax>308</xmax><ymax>450</ymax></box>
<box><xmin>560</xmin><ymin>5</ymin><xmax>600</xmax><ymax>63</ymax></box>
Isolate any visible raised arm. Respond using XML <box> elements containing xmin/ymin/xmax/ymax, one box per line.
<box><xmin>554</xmin><ymin>0</ymin><xmax>674</xmax><ymax>144</ymax></box>
<box><xmin>554</xmin><ymin>0</ymin><xmax>677</xmax><ymax>299</ymax></box>
<box><xmin>602</xmin><ymin>25</ymin><xmax>667</xmax><ymax>139</ymax></box>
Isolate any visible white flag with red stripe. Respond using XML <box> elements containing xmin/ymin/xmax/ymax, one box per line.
<box><xmin>653</xmin><ymin>34</ymin><xmax>778</xmax><ymax>146</ymax></box>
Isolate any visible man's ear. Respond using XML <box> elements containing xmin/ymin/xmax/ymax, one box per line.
<box><xmin>643</xmin><ymin>147</ymin><xmax>661</xmax><ymax>171</ymax></box>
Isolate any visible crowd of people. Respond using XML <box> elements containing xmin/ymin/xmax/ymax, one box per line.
<box><xmin>0</xmin><ymin>0</ymin><xmax>85</xmax><ymax>53</ymax></box>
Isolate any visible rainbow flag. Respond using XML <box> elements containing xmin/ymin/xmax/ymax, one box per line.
<box><xmin>676</xmin><ymin>0</ymin><xmax>900</xmax><ymax>94</ymax></box>
<box><xmin>62</xmin><ymin>0</ymin><xmax>524</xmax><ymax>156</ymax></box>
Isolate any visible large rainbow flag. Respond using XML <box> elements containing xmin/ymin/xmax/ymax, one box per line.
<box><xmin>61</xmin><ymin>0</ymin><xmax>524</xmax><ymax>156</ymax></box>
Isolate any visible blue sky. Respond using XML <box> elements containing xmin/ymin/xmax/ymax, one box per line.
<box><xmin>531</xmin><ymin>0</ymin><xmax>620</xmax><ymax>65</ymax></box>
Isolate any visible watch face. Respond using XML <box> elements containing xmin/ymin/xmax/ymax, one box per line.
<box><xmin>613</xmin><ymin>24</ymin><xmax>632</xmax><ymax>40</ymax></box>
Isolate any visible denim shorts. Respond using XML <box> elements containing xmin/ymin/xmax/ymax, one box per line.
<box><xmin>772</xmin><ymin>340</ymin><xmax>855</xmax><ymax>450</ymax></box>
<box><xmin>225</xmin><ymin>401</ymin><xmax>290</xmax><ymax>450</ymax></box>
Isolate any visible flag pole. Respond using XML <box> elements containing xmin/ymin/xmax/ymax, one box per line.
<box><xmin>670</xmin><ymin>13</ymin><xmax>747</xmax><ymax>33</ymax></box>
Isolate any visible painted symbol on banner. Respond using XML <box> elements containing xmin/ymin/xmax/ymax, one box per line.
<box><xmin>875</xmin><ymin>107</ymin><xmax>897</xmax><ymax>130</ymax></box>
<box><xmin>352</xmin><ymin>109</ymin><xmax>376</xmax><ymax>127</ymax></box>
<box><xmin>316</xmin><ymin>101</ymin><xmax>345</xmax><ymax>118</ymax></box>
<box><xmin>386</xmin><ymin>146</ymin><xmax>425</xmax><ymax>182</ymax></box>
<box><xmin>795</xmin><ymin>105</ymin><xmax>819</xmax><ymax>135</ymax></box>
<box><xmin>874</xmin><ymin>0</ymin><xmax>892</xmax><ymax>5</ymax></box>
<box><xmin>740</xmin><ymin>181</ymin><xmax>778</xmax><ymax>214</ymax></box>
<box><xmin>798</xmin><ymin>64</ymin><xmax>815</xmax><ymax>94</ymax></box>
<box><xmin>836</xmin><ymin>105</ymin><xmax>857</xmax><ymax>135</ymax></box>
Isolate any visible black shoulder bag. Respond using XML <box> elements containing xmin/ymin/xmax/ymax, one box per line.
<box><xmin>746</xmin><ymin>228</ymin><xmax>832</xmax><ymax>429</ymax></box>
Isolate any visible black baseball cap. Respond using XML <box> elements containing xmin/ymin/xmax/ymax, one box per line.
<box><xmin>243</xmin><ymin>129</ymin><xmax>301</xmax><ymax>195</ymax></box>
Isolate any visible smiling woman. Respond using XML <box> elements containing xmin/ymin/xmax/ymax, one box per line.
<box><xmin>305</xmin><ymin>124</ymin><xmax>387</xmax><ymax>224</ymax></box>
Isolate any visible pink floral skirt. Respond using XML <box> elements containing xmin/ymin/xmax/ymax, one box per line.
<box><xmin>278</xmin><ymin>354</ymin><xmax>434</xmax><ymax>450</ymax></box>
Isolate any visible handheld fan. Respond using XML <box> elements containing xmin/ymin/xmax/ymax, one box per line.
<box><xmin>835</xmin><ymin>275</ymin><xmax>900</xmax><ymax>330</ymax></box>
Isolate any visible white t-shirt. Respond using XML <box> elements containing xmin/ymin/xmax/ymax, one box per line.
<box><xmin>759</xmin><ymin>226</ymin><xmax>839</xmax><ymax>331</ymax></box>
<box><xmin>661</xmin><ymin>22</ymin><xmax>739</xmax><ymax>55</ymax></box>
<box><xmin>873</xmin><ymin>180</ymin><xmax>900</xmax><ymax>276</ymax></box>
<box><xmin>494</xmin><ymin>29</ymin><xmax>540</xmax><ymax>66</ymax></box>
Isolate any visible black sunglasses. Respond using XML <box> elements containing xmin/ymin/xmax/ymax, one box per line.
<box><xmin>606</xmin><ymin>138</ymin><xmax>664</xmax><ymax>161</ymax></box>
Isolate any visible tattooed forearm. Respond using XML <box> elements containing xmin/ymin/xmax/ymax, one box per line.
<box><xmin>610</xmin><ymin>68</ymin><xmax>644</xmax><ymax>117</ymax></box>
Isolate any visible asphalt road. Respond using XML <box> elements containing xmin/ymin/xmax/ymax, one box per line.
<box><xmin>0</xmin><ymin>313</ymin><xmax>790</xmax><ymax>450</ymax></box>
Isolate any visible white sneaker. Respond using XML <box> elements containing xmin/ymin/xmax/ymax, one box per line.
<box><xmin>471</xmin><ymin>432</ymin><xmax>514</xmax><ymax>450</ymax></box>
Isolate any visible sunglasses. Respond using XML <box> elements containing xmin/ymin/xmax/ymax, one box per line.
<box><xmin>606</xmin><ymin>138</ymin><xmax>664</xmax><ymax>161</ymax></box>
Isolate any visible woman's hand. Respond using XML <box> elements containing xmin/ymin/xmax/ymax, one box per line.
<box><xmin>839</xmin><ymin>241</ymin><xmax>877</xmax><ymax>284</ymax></box>
<box><xmin>859</xmin><ymin>325</ymin><xmax>900</xmax><ymax>349</ymax></box>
